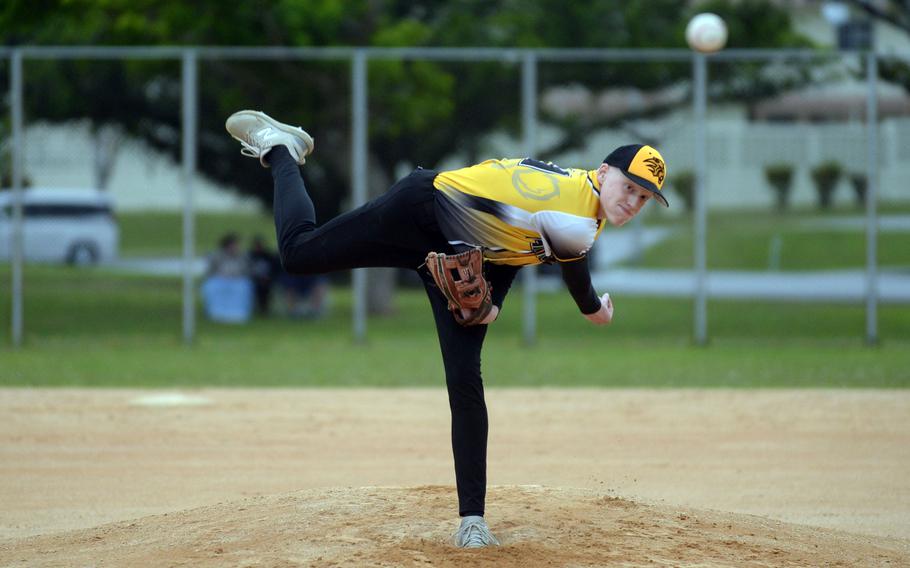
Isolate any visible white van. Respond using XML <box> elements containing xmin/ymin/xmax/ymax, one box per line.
<box><xmin>0</xmin><ymin>188</ymin><xmax>119</xmax><ymax>265</ymax></box>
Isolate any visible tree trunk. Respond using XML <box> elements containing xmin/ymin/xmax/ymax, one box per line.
<box><xmin>93</xmin><ymin>124</ymin><xmax>122</xmax><ymax>191</ymax></box>
<box><xmin>367</xmin><ymin>267</ymin><xmax>398</xmax><ymax>316</ymax></box>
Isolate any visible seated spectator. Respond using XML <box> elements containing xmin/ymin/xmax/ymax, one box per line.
<box><xmin>207</xmin><ymin>232</ymin><xmax>250</xmax><ymax>278</ymax></box>
<box><xmin>202</xmin><ymin>232</ymin><xmax>253</xmax><ymax>323</ymax></box>
<box><xmin>249</xmin><ymin>235</ymin><xmax>280</xmax><ymax>316</ymax></box>
<box><xmin>278</xmin><ymin>272</ymin><xmax>330</xmax><ymax>319</ymax></box>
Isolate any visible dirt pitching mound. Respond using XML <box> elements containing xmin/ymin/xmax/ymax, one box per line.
<box><xmin>2</xmin><ymin>486</ymin><xmax>906</xmax><ymax>567</ymax></box>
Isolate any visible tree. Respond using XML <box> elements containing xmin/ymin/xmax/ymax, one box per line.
<box><xmin>845</xmin><ymin>1</ymin><xmax>910</xmax><ymax>94</ymax></box>
<box><xmin>810</xmin><ymin>161</ymin><xmax>843</xmax><ymax>210</ymax></box>
<box><xmin>1</xmin><ymin>0</ymin><xmax>815</xmax><ymax>204</ymax></box>
<box><xmin>849</xmin><ymin>172</ymin><xmax>868</xmax><ymax>207</ymax></box>
<box><xmin>1</xmin><ymin>0</ymin><xmax>815</xmax><ymax>313</ymax></box>
<box><xmin>764</xmin><ymin>163</ymin><xmax>795</xmax><ymax>212</ymax></box>
<box><xmin>846</xmin><ymin>0</ymin><xmax>910</xmax><ymax>35</ymax></box>
<box><xmin>669</xmin><ymin>170</ymin><xmax>695</xmax><ymax>212</ymax></box>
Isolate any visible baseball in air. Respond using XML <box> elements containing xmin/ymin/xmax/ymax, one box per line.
<box><xmin>685</xmin><ymin>13</ymin><xmax>728</xmax><ymax>53</ymax></box>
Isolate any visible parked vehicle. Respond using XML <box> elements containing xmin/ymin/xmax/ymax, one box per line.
<box><xmin>0</xmin><ymin>188</ymin><xmax>119</xmax><ymax>265</ymax></box>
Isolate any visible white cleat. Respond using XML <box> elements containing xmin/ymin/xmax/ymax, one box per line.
<box><xmin>225</xmin><ymin>110</ymin><xmax>315</xmax><ymax>167</ymax></box>
<box><xmin>453</xmin><ymin>515</ymin><xmax>500</xmax><ymax>548</ymax></box>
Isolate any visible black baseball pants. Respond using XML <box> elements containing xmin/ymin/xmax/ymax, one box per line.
<box><xmin>268</xmin><ymin>146</ymin><xmax>516</xmax><ymax>517</ymax></box>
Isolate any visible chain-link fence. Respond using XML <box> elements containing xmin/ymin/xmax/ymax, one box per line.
<box><xmin>2</xmin><ymin>47</ymin><xmax>907</xmax><ymax>348</ymax></box>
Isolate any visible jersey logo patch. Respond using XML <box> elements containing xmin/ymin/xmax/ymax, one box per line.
<box><xmin>512</xmin><ymin>170</ymin><xmax>560</xmax><ymax>201</ymax></box>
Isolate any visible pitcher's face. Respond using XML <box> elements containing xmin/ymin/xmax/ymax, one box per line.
<box><xmin>597</xmin><ymin>165</ymin><xmax>653</xmax><ymax>226</ymax></box>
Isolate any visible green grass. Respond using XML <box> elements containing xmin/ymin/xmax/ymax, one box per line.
<box><xmin>635</xmin><ymin>204</ymin><xmax>910</xmax><ymax>270</ymax></box>
<box><xmin>638</xmin><ymin>228</ymin><xmax>910</xmax><ymax>270</ymax></box>
<box><xmin>2</xmin><ymin>206</ymin><xmax>909</xmax><ymax>388</ymax></box>
<box><xmin>118</xmin><ymin>211</ymin><xmax>276</xmax><ymax>256</ymax></box>
<box><xmin>0</xmin><ymin>266</ymin><xmax>908</xmax><ymax>388</ymax></box>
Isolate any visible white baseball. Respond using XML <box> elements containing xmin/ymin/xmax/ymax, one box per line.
<box><xmin>601</xmin><ymin>292</ymin><xmax>613</xmax><ymax>321</ymax></box>
<box><xmin>686</xmin><ymin>13</ymin><xmax>728</xmax><ymax>53</ymax></box>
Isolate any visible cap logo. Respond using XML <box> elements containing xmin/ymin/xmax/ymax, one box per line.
<box><xmin>643</xmin><ymin>156</ymin><xmax>665</xmax><ymax>185</ymax></box>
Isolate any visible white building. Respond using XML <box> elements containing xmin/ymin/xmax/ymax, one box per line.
<box><xmin>23</xmin><ymin>121</ymin><xmax>260</xmax><ymax>213</ymax></box>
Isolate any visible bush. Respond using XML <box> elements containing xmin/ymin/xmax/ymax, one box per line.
<box><xmin>670</xmin><ymin>170</ymin><xmax>695</xmax><ymax>211</ymax></box>
<box><xmin>849</xmin><ymin>172</ymin><xmax>867</xmax><ymax>207</ymax></box>
<box><xmin>764</xmin><ymin>163</ymin><xmax>795</xmax><ymax>211</ymax></box>
<box><xmin>810</xmin><ymin>161</ymin><xmax>842</xmax><ymax>210</ymax></box>
<box><xmin>1</xmin><ymin>170</ymin><xmax>32</xmax><ymax>188</ymax></box>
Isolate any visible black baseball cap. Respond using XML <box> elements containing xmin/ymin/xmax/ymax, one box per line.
<box><xmin>603</xmin><ymin>144</ymin><xmax>669</xmax><ymax>207</ymax></box>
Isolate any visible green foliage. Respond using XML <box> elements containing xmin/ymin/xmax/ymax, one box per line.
<box><xmin>688</xmin><ymin>0</ymin><xmax>816</xmax><ymax>107</ymax></box>
<box><xmin>844</xmin><ymin>0</ymin><xmax>910</xmax><ymax>50</ymax></box>
<box><xmin>879</xmin><ymin>57</ymin><xmax>910</xmax><ymax>95</ymax></box>
<box><xmin>669</xmin><ymin>169</ymin><xmax>695</xmax><ymax>212</ymax></box>
<box><xmin>0</xmin><ymin>0</ymin><xmax>815</xmax><ymax>212</ymax></box>
<box><xmin>0</xmin><ymin>171</ymin><xmax>32</xmax><ymax>188</ymax></box>
<box><xmin>692</xmin><ymin>0</ymin><xmax>814</xmax><ymax>49</ymax></box>
<box><xmin>810</xmin><ymin>161</ymin><xmax>843</xmax><ymax>210</ymax></box>
<box><xmin>764</xmin><ymin>163</ymin><xmax>795</xmax><ymax>211</ymax></box>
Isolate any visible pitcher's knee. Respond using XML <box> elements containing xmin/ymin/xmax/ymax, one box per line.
<box><xmin>446</xmin><ymin>378</ymin><xmax>485</xmax><ymax>409</ymax></box>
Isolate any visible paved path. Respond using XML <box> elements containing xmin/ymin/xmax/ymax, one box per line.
<box><xmin>536</xmin><ymin>268</ymin><xmax>910</xmax><ymax>302</ymax></box>
<box><xmin>107</xmin><ymin>256</ymin><xmax>207</xmax><ymax>277</ymax></box>
<box><xmin>590</xmin><ymin>268</ymin><xmax>910</xmax><ymax>302</ymax></box>
<box><xmin>798</xmin><ymin>214</ymin><xmax>910</xmax><ymax>232</ymax></box>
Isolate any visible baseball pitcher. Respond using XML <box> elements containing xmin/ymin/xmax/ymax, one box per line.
<box><xmin>226</xmin><ymin>110</ymin><xmax>668</xmax><ymax>548</ymax></box>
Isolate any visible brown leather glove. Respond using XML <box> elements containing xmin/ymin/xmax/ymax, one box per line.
<box><xmin>425</xmin><ymin>247</ymin><xmax>493</xmax><ymax>326</ymax></box>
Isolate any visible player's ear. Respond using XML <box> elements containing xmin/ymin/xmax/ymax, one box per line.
<box><xmin>597</xmin><ymin>163</ymin><xmax>610</xmax><ymax>184</ymax></box>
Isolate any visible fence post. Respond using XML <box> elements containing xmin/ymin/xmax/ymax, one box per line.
<box><xmin>181</xmin><ymin>49</ymin><xmax>198</xmax><ymax>345</ymax></box>
<box><xmin>10</xmin><ymin>49</ymin><xmax>24</xmax><ymax>348</ymax></box>
<box><xmin>521</xmin><ymin>51</ymin><xmax>538</xmax><ymax>346</ymax></box>
<box><xmin>693</xmin><ymin>52</ymin><xmax>708</xmax><ymax>345</ymax></box>
<box><xmin>351</xmin><ymin>49</ymin><xmax>368</xmax><ymax>344</ymax></box>
<box><xmin>865</xmin><ymin>51</ymin><xmax>879</xmax><ymax>345</ymax></box>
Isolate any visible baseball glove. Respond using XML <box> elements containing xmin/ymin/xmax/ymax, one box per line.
<box><xmin>425</xmin><ymin>247</ymin><xmax>493</xmax><ymax>326</ymax></box>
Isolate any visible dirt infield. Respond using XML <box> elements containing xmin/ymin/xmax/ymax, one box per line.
<box><xmin>1</xmin><ymin>388</ymin><xmax>908</xmax><ymax>566</ymax></box>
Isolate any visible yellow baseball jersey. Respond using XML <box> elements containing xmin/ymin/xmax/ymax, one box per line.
<box><xmin>433</xmin><ymin>158</ymin><xmax>605</xmax><ymax>266</ymax></box>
